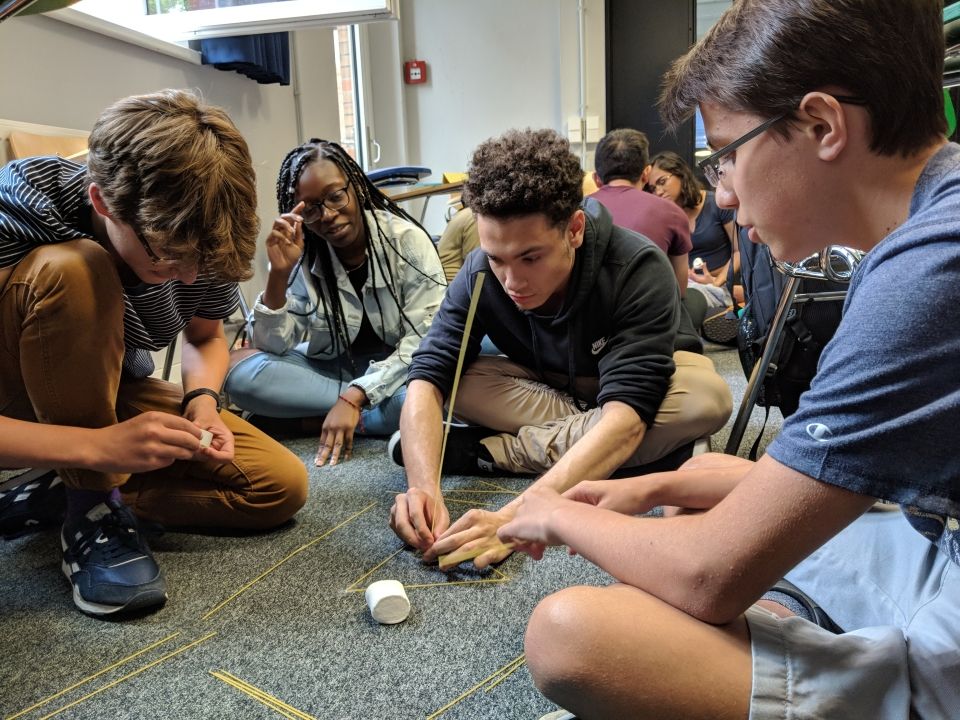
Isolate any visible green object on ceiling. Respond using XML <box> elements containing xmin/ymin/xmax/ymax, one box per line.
<box><xmin>947</xmin><ymin>2</ymin><xmax>960</xmax><ymax>23</ymax></box>
<box><xmin>945</xmin><ymin>88</ymin><xmax>957</xmax><ymax>138</ymax></box>
<box><xmin>15</xmin><ymin>0</ymin><xmax>80</xmax><ymax>15</ymax></box>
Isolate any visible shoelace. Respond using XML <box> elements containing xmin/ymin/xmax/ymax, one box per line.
<box><xmin>69</xmin><ymin>507</ymin><xmax>144</xmax><ymax>562</ymax></box>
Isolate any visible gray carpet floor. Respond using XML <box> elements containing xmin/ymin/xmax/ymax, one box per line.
<box><xmin>0</xmin><ymin>344</ymin><xmax>782</xmax><ymax>720</ymax></box>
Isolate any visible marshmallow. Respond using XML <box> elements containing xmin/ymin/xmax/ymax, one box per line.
<box><xmin>199</xmin><ymin>429</ymin><xmax>213</xmax><ymax>449</ymax></box>
<box><xmin>365</xmin><ymin>579</ymin><xmax>410</xmax><ymax>624</ymax></box>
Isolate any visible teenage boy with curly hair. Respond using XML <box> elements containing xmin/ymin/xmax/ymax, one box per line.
<box><xmin>389</xmin><ymin>128</ymin><xmax>731</xmax><ymax>568</ymax></box>
<box><xmin>498</xmin><ymin>1</ymin><xmax>960</xmax><ymax>718</ymax></box>
<box><xmin>0</xmin><ymin>90</ymin><xmax>307</xmax><ymax>617</ymax></box>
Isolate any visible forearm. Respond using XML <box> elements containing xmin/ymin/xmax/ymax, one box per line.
<box><xmin>671</xmin><ymin>255</ymin><xmax>689</xmax><ymax>297</ymax></box>
<box><xmin>401</xmin><ymin>379</ymin><xmax>445</xmax><ymax>492</ymax></box>
<box><xmin>542</xmin><ymin>456</ymin><xmax>876</xmax><ymax>623</ymax></box>
<box><xmin>637</xmin><ymin>464</ymin><xmax>750</xmax><ymax>511</ymax></box>
<box><xmin>261</xmin><ymin>269</ymin><xmax>289</xmax><ymax>310</ymax></box>
<box><xmin>0</xmin><ymin>419</ymin><xmax>103</xmax><ymax>469</ymax></box>
<box><xmin>181</xmin><ymin>326</ymin><xmax>229</xmax><ymax>398</ymax></box>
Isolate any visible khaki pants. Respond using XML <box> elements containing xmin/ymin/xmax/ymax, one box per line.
<box><xmin>0</xmin><ymin>239</ymin><xmax>307</xmax><ymax>530</ymax></box>
<box><xmin>454</xmin><ymin>352</ymin><xmax>732</xmax><ymax>474</ymax></box>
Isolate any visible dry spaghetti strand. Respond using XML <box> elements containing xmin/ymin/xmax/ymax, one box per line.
<box><xmin>34</xmin><ymin>633</ymin><xmax>216</xmax><ymax>720</ymax></box>
<box><xmin>211</xmin><ymin>669</ymin><xmax>317</xmax><ymax>720</ymax></box>
<box><xmin>5</xmin><ymin>632</ymin><xmax>181</xmax><ymax>720</ymax></box>
<box><xmin>203</xmin><ymin>502</ymin><xmax>377</xmax><ymax>620</ymax></box>
<box><xmin>425</xmin><ymin>652</ymin><xmax>526</xmax><ymax>719</ymax></box>
<box><xmin>431</xmin><ymin>271</ymin><xmax>486</xmax><ymax>535</ymax></box>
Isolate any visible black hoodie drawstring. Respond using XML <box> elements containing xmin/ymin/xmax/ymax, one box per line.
<box><xmin>567</xmin><ymin>324</ymin><xmax>589</xmax><ymax>411</ymax></box>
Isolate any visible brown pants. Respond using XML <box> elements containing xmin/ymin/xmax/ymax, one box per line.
<box><xmin>0</xmin><ymin>239</ymin><xmax>307</xmax><ymax>529</ymax></box>
<box><xmin>454</xmin><ymin>352</ymin><xmax>732</xmax><ymax>474</ymax></box>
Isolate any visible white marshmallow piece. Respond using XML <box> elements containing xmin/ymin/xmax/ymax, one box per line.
<box><xmin>365</xmin><ymin>579</ymin><xmax>410</xmax><ymax>624</ymax></box>
<box><xmin>199</xmin><ymin>429</ymin><xmax>213</xmax><ymax>449</ymax></box>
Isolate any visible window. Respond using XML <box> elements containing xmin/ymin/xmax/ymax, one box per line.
<box><xmin>57</xmin><ymin>0</ymin><xmax>396</xmax><ymax>44</ymax></box>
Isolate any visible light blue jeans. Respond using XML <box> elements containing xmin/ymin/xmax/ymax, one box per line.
<box><xmin>224</xmin><ymin>344</ymin><xmax>404</xmax><ymax>436</ymax></box>
<box><xmin>746</xmin><ymin>510</ymin><xmax>960</xmax><ymax>719</ymax></box>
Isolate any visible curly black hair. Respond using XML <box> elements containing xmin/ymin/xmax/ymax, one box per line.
<box><xmin>463</xmin><ymin>128</ymin><xmax>583</xmax><ymax>227</ymax></box>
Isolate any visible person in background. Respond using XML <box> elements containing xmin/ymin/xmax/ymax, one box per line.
<box><xmin>438</xmin><ymin>205</ymin><xmax>480</xmax><ymax>283</ymax></box>
<box><xmin>590</xmin><ymin>128</ymin><xmax>692</xmax><ymax>295</ymax></box>
<box><xmin>225</xmin><ymin>139</ymin><xmax>446</xmax><ymax>467</ymax></box>
<box><xmin>649</xmin><ymin>150</ymin><xmax>739</xmax><ymax>343</ymax></box>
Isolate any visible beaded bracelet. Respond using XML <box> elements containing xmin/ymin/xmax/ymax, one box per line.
<box><xmin>338</xmin><ymin>394</ymin><xmax>363</xmax><ymax>412</ymax></box>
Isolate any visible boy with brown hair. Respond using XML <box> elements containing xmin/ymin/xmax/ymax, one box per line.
<box><xmin>0</xmin><ymin>89</ymin><xmax>307</xmax><ymax>617</ymax></box>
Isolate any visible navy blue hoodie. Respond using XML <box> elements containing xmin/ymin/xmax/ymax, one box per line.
<box><xmin>408</xmin><ymin>199</ymin><xmax>683</xmax><ymax>425</ymax></box>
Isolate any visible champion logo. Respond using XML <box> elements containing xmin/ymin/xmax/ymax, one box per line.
<box><xmin>591</xmin><ymin>337</ymin><xmax>608</xmax><ymax>355</ymax></box>
<box><xmin>805</xmin><ymin>423</ymin><xmax>834</xmax><ymax>442</ymax></box>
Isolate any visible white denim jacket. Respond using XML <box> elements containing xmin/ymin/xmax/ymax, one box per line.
<box><xmin>251</xmin><ymin>209</ymin><xmax>446</xmax><ymax>406</ymax></box>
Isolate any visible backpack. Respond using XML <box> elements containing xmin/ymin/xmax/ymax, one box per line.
<box><xmin>736</xmin><ymin>231</ymin><xmax>846</xmax><ymax>419</ymax></box>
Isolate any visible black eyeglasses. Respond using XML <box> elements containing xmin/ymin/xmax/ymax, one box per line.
<box><xmin>134</xmin><ymin>226</ymin><xmax>203</xmax><ymax>271</ymax></box>
<box><xmin>300</xmin><ymin>184</ymin><xmax>350</xmax><ymax>224</ymax></box>
<box><xmin>134</xmin><ymin>227</ymin><xmax>176</xmax><ymax>267</ymax></box>
<box><xmin>698</xmin><ymin>95</ymin><xmax>868</xmax><ymax>189</ymax></box>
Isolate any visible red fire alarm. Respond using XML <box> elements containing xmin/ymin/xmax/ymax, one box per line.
<box><xmin>404</xmin><ymin>60</ymin><xmax>427</xmax><ymax>85</ymax></box>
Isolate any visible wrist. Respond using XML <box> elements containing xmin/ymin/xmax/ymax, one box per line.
<box><xmin>181</xmin><ymin>387</ymin><xmax>222</xmax><ymax>416</ymax></box>
<box><xmin>342</xmin><ymin>385</ymin><xmax>368</xmax><ymax>408</ymax></box>
<box><xmin>337</xmin><ymin>393</ymin><xmax>363</xmax><ymax>412</ymax></box>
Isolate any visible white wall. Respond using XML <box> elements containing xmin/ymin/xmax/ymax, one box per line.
<box><xmin>0</xmin><ymin>14</ymin><xmax>345</xmax><ymax>380</ymax></box>
<box><xmin>390</xmin><ymin>0</ymin><xmax>606</xmax><ymax>233</ymax></box>
<box><xmin>0</xmin><ymin>4</ymin><xmax>608</xmax><ymax>369</ymax></box>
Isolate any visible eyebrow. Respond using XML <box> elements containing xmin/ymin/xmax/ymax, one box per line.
<box><xmin>485</xmin><ymin>246</ymin><xmax>545</xmax><ymax>262</ymax></box>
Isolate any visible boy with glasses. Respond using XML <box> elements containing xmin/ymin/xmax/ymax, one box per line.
<box><xmin>0</xmin><ymin>90</ymin><xmax>307</xmax><ymax>617</ymax></box>
<box><xmin>499</xmin><ymin>1</ymin><xmax>960</xmax><ymax>718</ymax></box>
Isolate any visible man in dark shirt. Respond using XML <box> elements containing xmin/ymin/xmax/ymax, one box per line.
<box><xmin>388</xmin><ymin>128</ymin><xmax>731</xmax><ymax>569</ymax></box>
<box><xmin>589</xmin><ymin>128</ymin><xmax>692</xmax><ymax>294</ymax></box>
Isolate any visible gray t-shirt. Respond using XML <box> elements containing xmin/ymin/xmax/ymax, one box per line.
<box><xmin>767</xmin><ymin>142</ymin><xmax>960</xmax><ymax>565</ymax></box>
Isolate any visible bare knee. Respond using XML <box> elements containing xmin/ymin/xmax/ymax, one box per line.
<box><xmin>525</xmin><ymin>586</ymin><xmax>608</xmax><ymax>699</ymax></box>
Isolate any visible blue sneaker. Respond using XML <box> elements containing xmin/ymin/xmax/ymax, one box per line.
<box><xmin>0</xmin><ymin>470</ymin><xmax>65</xmax><ymax>540</ymax></box>
<box><xmin>61</xmin><ymin>498</ymin><xmax>167</xmax><ymax>616</ymax></box>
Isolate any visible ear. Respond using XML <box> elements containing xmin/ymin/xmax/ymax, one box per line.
<box><xmin>87</xmin><ymin>182</ymin><xmax>112</xmax><ymax>218</ymax></box>
<box><xmin>640</xmin><ymin>164</ymin><xmax>651</xmax><ymax>186</ymax></box>
<box><xmin>568</xmin><ymin>209</ymin><xmax>586</xmax><ymax>250</ymax></box>
<box><xmin>592</xmin><ymin>171</ymin><xmax>603</xmax><ymax>188</ymax></box>
<box><xmin>796</xmin><ymin>92</ymin><xmax>849</xmax><ymax>162</ymax></box>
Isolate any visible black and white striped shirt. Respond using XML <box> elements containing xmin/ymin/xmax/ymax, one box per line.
<box><xmin>0</xmin><ymin>156</ymin><xmax>240</xmax><ymax>377</ymax></box>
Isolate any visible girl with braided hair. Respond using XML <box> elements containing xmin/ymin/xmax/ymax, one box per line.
<box><xmin>225</xmin><ymin>139</ymin><xmax>446</xmax><ymax>467</ymax></box>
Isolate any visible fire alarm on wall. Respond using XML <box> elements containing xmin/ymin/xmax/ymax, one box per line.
<box><xmin>404</xmin><ymin>60</ymin><xmax>427</xmax><ymax>85</ymax></box>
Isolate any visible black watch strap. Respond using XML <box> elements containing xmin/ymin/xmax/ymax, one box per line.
<box><xmin>180</xmin><ymin>387</ymin><xmax>222</xmax><ymax>415</ymax></box>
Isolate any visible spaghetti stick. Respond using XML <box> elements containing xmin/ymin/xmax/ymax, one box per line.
<box><xmin>430</xmin><ymin>271</ymin><xmax>486</xmax><ymax>535</ymax></box>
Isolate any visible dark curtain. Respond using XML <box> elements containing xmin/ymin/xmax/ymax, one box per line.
<box><xmin>201</xmin><ymin>32</ymin><xmax>290</xmax><ymax>86</ymax></box>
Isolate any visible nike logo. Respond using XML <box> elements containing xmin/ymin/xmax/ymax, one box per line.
<box><xmin>591</xmin><ymin>337</ymin><xmax>608</xmax><ymax>355</ymax></box>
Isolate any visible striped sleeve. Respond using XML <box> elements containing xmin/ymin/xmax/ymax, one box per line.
<box><xmin>0</xmin><ymin>157</ymin><xmax>90</xmax><ymax>267</ymax></box>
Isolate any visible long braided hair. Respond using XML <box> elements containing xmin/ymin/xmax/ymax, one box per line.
<box><xmin>275</xmin><ymin>139</ymin><xmax>443</xmax><ymax>375</ymax></box>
